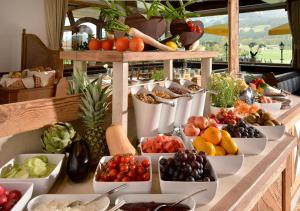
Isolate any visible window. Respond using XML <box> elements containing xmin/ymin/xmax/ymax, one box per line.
<box><xmin>198</xmin><ymin>9</ymin><xmax>292</xmax><ymax>65</ymax></box>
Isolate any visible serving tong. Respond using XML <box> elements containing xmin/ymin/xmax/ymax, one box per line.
<box><xmin>67</xmin><ymin>184</ymin><xmax>127</xmax><ymax>208</ymax></box>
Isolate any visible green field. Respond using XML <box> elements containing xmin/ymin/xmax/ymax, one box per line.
<box><xmin>256</xmin><ymin>49</ymin><xmax>292</xmax><ymax>64</ymax></box>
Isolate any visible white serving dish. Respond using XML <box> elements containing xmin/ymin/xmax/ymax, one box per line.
<box><xmin>0</xmin><ymin>182</ymin><xmax>33</xmax><ymax>211</ymax></box>
<box><xmin>253</xmin><ymin>124</ymin><xmax>285</xmax><ymax>141</ymax></box>
<box><xmin>234</xmin><ymin>137</ymin><xmax>267</xmax><ymax>155</ymax></box>
<box><xmin>158</xmin><ymin>156</ymin><xmax>218</xmax><ymax>205</ymax></box>
<box><xmin>115</xmin><ymin>194</ymin><xmax>196</xmax><ymax>211</ymax></box>
<box><xmin>27</xmin><ymin>194</ymin><xmax>110</xmax><ymax>211</ymax></box>
<box><xmin>140</xmin><ymin>135</ymin><xmax>186</xmax><ymax>172</ymax></box>
<box><xmin>93</xmin><ymin>156</ymin><xmax>152</xmax><ymax>199</ymax></box>
<box><xmin>0</xmin><ymin>153</ymin><xmax>64</xmax><ymax>196</ymax></box>
<box><xmin>207</xmin><ymin>152</ymin><xmax>244</xmax><ymax>176</ymax></box>
<box><xmin>254</xmin><ymin>101</ymin><xmax>282</xmax><ymax>112</ymax></box>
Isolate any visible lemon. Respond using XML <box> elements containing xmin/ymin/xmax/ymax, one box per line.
<box><xmin>193</xmin><ymin>137</ymin><xmax>216</xmax><ymax>156</ymax></box>
<box><xmin>215</xmin><ymin>146</ymin><xmax>226</xmax><ymax>156</ymax></box>
<box><xmin>166</xmin><ymin>41</ymin><xmax>177</xmax><ymax>50</ymax></box>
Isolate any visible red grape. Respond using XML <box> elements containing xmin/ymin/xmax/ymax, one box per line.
<box><xmin>142</xmin><ymin>159</ymin><xmax>150</xmax><ymax>168</ymax></box>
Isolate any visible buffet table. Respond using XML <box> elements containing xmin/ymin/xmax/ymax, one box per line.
<box><xmin>49</xmin><ymin>95</ymin><xmax>300</xmax><ymax>211</ymax></box>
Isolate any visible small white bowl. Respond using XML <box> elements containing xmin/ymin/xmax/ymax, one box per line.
<box><xmin>115</xmin><ymin>194</ymin><xmax>196</xmax><ymax>211</ymax></box>
<box><xmin>253</xmin><ymin>125</ymin><xmax>285</xmax><ymax>141</ymax></box>
<box><xmin>0</xmin><ymin>182</ymin><xmax>33</xmax><ymax>211</ymax></box>
<box><xmin>254</xmin><ymin>102</ymin><xmax>282</xmax><ymax>112</ymax></box>
<box><xmin>158</xmin><ymin>156</ymin><xmax>218</xmax><ymax>205</ymax></box>
<box><xmin>93</xmin><ymin>156</ymin><xmax>152</xmax><ymax>199</ymax></box>
<box><xmin>207</xmin><ymin>152</ymin><xmax>244</xmax><ymax>176</ymax></box>
<box><xmin>140</xmin><ymin>135</ymin><xmax>186</xmax><ymax>172</ymax></box>
<box><xmin>0</xmin><ymin>154</ymin><xmax>64</xmax><ymax>196</ymax></box>
<box><xmin>27</xmin><ymin>194</ymin><xmax>110</xmax><ymax>211</ymax></box>
<box><xmin>234</xmin><ymin>137</ymin><xmax>267</xmax><ymax>155</ymax></box>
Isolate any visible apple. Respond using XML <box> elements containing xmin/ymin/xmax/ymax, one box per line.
<box><xmin>194</xmin><ymin>116</ymin><xmax>209</xmax><ymax>130</ymax></box>
<box><xmin>187</xmin><ymin>116</ymin><xmax>196</xmax><ymax>124</ymax></box>
<box><xmin>208</xmin><ymin>118</ymin><xmax>218</xmax><ymax>128</ymax></box>
<box><xmin>184</xmin><ymin>123</ymin><xmax>200</xmax><ymax>136</ymax></box>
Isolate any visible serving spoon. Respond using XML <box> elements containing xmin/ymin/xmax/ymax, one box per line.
<box><xmin>153</xmin><ymin>189</ymin><xmax>207</xmax><ymax>211</ymax></box>
<box><xmin>67</xmin><ymin>184</ymin><xmax>127</xmax><ymax>208</ymax></box>
<box><xmin>146</xmin><ymin>94</ymin><xmax>175</xmax><ymax>107</ymax></box>
<box><xmin>108</xmin><ymin>199</ymin><xmax>126</xmax><ymax>211</ymax></box>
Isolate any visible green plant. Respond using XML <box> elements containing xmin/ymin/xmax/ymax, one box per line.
<box><xmin>68</xmin><ymin>68</ymin><xmax>89</xmax><ymax>95</ymax></box>
<box><xmin>151</xmin><ymin>69</ymin><xmax>165</xmax><ymax>81</ymax></box>
<box><xmin>159</xmin><ymin>0</ymin><xmax>201</xmax><ymax>20</ymax></box>
<box><xmin>210</xmin><ymin>73</ymin><xmax>239</xmax><ymax>108</ymax></box>
<box><xmin>138</xmin><ymin>0</ymin><xmax>162</xmax><ymax>20</ymax></box>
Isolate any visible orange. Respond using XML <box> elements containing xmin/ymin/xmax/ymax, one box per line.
<box><xmin>88</xmin><ymin>38</ymin><xmax>101</xmax><ymax>50</ymax></box>
<box><xmin>201</xmin><ymin>127</ymin><xmax>222</xmax><ymax>145</ymax></box>
<box><xmin>215</xmin><ymin>146</ymin><xmax>226</xmax><ymax>156</ymax></box>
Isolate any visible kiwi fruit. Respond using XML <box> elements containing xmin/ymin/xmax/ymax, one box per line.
<box><xmin>262</xmin><ymin>112</ymin><xmax>272</xmax><ymax>121</ymax></box>
<box><xmin>245</xmin><ymin>115</ymin><xmax>257</xmax><ymax>124</ymax></box>
<box><xmin>253</xmin><ymin>112</ymin><xmax>260</xmax><ymax>119</ymax></box>
<box><xmin>264</xmin><ymin>120</ymin><xmax>275</xmax><ymax>126</ymax></box>
<box><xmin>253</xmin><ymin>123</ymin><xmax>260</xmax><ymax>126</ymax></box>
<box><xmin>257</xmin><ymin>118</ymin><xmax>265</xmax><ymax>125</ymax></box>
<box><xmin>272</xmin><ymin>119</ymin><xmax>280</xmax><ymax>126</ymax></box>
<box><xmin>257</xmin><ymin>109</ymin><xmax>263</xmax><ymax>116</ymax></box>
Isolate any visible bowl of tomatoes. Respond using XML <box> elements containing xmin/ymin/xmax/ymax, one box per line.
<box><xmin>0</xmin><ymin>182</ymin><xmax>33</xmax><ymax>211</ymax></box>
<box><xmin>140</xmin><ymin>135</ymin><xmax>185</xmax><ymax>172</ymax></box>
<box><xmin>93</xmin><ymin>154</ymin><xmax>152</xmax><ymax>200</ymax></box>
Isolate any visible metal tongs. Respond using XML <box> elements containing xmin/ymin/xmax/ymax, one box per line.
<box><xmin>147</xmin><ymin>93</ymin><xmax>175</xmax><ymax>107</ymax></box>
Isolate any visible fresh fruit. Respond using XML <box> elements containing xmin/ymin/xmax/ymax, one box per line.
<box><xmin>88</xmin><ymin>38</ymin><xmax>101</xmax><ymax>50</ymax></box>
<box><xmin>129</xmin><ymin>37</ymin><xmax>144</xmax><ymax>52</ymax></box>
<box><xmin>187</xmin><ymin>21</ymin><xmax>194</xmax><ymax>28</ymax></box>
<box><xmin>192</xmin><ymin>136</ymin><xmax>206</xmax><ymax>152</ymax></box>
<box><xmin>193</xmin><ymin>140</ymin><xmax>216</xmax><ymax>156</ymax></box>
<box><xmin>115</xmin><ymin>37</ymin><xmax>129</xmax><ymax>52</ymax></box>
<box><xmin>210</xmin><ymin>108</ymin><xmax>240</xmax><ymax>125</ymax></box>
<box><xmin>187</xmin><ymin>116</ymin><xmax>196</xmax><ymax>124</ymax></box>
<box><xmin>106</xmin><ymin>124</ymin><xmax>136</xmax><ymax>156</ymax></box>
<box><xmin>215</xmin><ymin>146</ymin><xmax>226</xmax><ymax>156</ymax></box>
<box><xmin>101</xmin><ymin>39</ymin><xmax>114</xmax><ymax>50</ymax></box>
<box><xmin>201</xmin><ymin>127</ymin><xmax>222</xmax><ymax>145</ymax></box>
<box><xmin>0</xmin><ymin>156</ymin><xmax>55</xmax><ymax>179</ymax></box>
<box><xmin>0</xmin><ymin>186</ymin><xmax>22</xmax><ymax>211</ymax></box>
<box><xmin>223</xmin><ymin>120</ymin><xmax>263</xmax><ymax>138</ymax></box>
<box><xmin>75</xmin><ymin>76</ymin><xmax>111</xmax><ymax>166</ymax></box>
<box><xmin>220</xmin><ymin>134</ymin><xmax>238</xmax><ymax>155</ymax></box>
<box><xmin>41</xmin><ymin>122</ymin><xmax>76</xmax><ymax>153</ymax></box>
<box><xmin>184</xmin><ymin>123</ymin><xmax>200</xmax><ymax>137</ymax></box>
<box><xmin>234</xmin><ymin>100</ymin><xmax>258</xmax><ymax>116</ymax></box>
<box><xmin>159</xmin><ymin>150</ymin><xmax>215</xmax><ymax>182</ymax></box>
<box><xmin>244</xmin><ymin>109</ymin><xmax>281</xmax><ymax>126</ymax></box>
<box><xmin>67</xmin><ymin>138</ymin><xmax>90</xmax><ymax>182</ymax></box>
<box><xmin>141</xmin><ymin>135</ymin><xmax>184</xmax><ymax>153</ymax></box>
<box><xmin>96</xmin><ymin>154</ymin><xmax>151</xmax><ymax>182</ymax></box>
<box><xmin>194</xmin><ymin>116</ymin><xmax>209</xmax><ymax>130</ymax></box>
<box><xmin>165</xmin><ymin>41</ymin><xmax>177</xmax><ymax>50</ymax></box>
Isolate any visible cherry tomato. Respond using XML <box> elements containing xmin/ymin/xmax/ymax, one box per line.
<box><xmin>137</xmin><ymin>166</ymin><xmax>145</xmax><ymax>174</ymax></box>
<box><xmin>129</xmin><ymin>37</ymin><xmax>144</xmax><ymax>52</ymax></box>
<box><xmin>142</xmin><ymin>172</ymin><xmax>150</xmax><ymax>181</ymax></box>
<box><xmin>108</xmin><ymin>161</ymin><xmax>117</xmax><ymax>169</ymax></box>
<box><xmin>113</xmin><ymin>155</ymin><xmax>122</xmax><ymax>164</ymax></box>
<box><xmin>122</xmin><ymin>177</ymin><xmax>130</xmax><ymax>182</ymax></box>
<box><xmin>7</xmin><ymin>190</ymin><xmax>21</xmax><ymax>201</ymax></box>
<box><xmin>142</xmin><ymin>159</ymin><xmax>151</xmax><ymax>168</ymax></box>
<box><xmin>129</xmin><ymin>164</ymin><xmax>136</xmax><ymax>171</ymax></box>
<box><xmin>102</xmin><ymin>39</ymin><xmax>114</xmax><ymax>50</ymax></box>
<box><xmin>117</xmin><ymin>172</ymin><xmax>124</xmax><ymax>180</ymax></box>
<box><xmin>187</xmin><ymin>21</ymin><xmax>194</xmax><ymax>28</ymax></box>
<box><xmin>196</xmin><ymin>25</ymin><xmax>202</xmax><ymax>33</ymax></box>
<box><xmin>2</xmin><ymin>198</ymin><xmax>18</xmax><ymax>211</ymax></box>
<box><xmin>190</xmin><ymin>26</ymin><xmax>197</xmax><ymax>32</ymax></box>
<box><xmin>0</xmin><ymin>186</ymin><xmax>5</xmax><ymax>196</ymax></box>
<box><xmin>120</xmin><ymin>164</ymin><xmax>129</xmax><ymax>172</ymax></box>
<box><xmin>128</xmin><ymin>170</ymin><xmax>136</xmax><ymax>179</ymax></box>
<box><xmin>0</xmin><ymin>195</ymin><xmax>8</xmax><ymax>205</ymax></box>
<box><xmin>121</xmin><ymin>156</ymin><xmax>130</xmax><ymax>164</ymax></box>
<box><xmin>108</xmin><ymin>169</ymin><xmax>118</xmax><ymax>179</ymax></box>
<box><xmin>115</xmin><ymin>37</ymin><xmax>129</xmax><ymax>52</ymax></box>
<box><xmin>128</xmin><ymin>154</ymin><xmax>135</xmax><ymax>164</ymax></box>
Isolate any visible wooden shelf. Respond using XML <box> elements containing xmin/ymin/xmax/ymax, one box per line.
<box><xmin>60</xmin><ymin>50</ymin><xmax>218</xmax><ymax>63</ymax></box>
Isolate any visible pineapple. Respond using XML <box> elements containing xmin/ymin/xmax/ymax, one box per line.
<box><xmin>68</xmin><ymin>70</ymin><xmax>111</xmax><ymax>166</ymax></box>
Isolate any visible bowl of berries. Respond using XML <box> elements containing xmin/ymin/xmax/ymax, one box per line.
<box><xmin>93</xmin><ymin>154</ymin><xmax>152</xmax><ymax>199</ymax></box>
<box><xmin>140</xmin><ymin>135</ymin><xmax>186</xmax><ymax>172</ymax></box>
<box><xmin>223</xmin><ymin>120</ymin><xmax>267</xmax><ymax>155</ymax></box>
<box><xmin>0</xmin><ymin>182</ymin><xmax>33</xmax><ymax>211</ymax></box>
<box><xmin>158</xmin><ymin>150</ymin><xmax>218</xmax><ymax>205</ymax></box>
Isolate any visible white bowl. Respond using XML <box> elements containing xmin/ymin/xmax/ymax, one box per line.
<box><xmin>140</xmin><ymin>135</ymin><xmax>186</xmax><ymax>172</ymax></box>
<box><xmin>210</xmin><ymin>106</ymin><xmax>234</xmax><ymax>115</ymax></box>
<box><xmin>93</xmin><ymin>156</ymin><xmax>152</xmax><ymax>199</ymax></box>
<box><xmin>0</xmin><ymin>182</ymin><xmax>33</xmax><ymax>211</ymax></box>
<box><xmin>0</xmin><ymin>154</ymin><xmax>64</xmax><ymax>196</ymax></box>
<box><xmin>254</xmin><ymin>102</ymin><xmax>282</xmax><ymax>112</ymax></box>
<box><xmin>158</xmin><ymin>156</ymin><xmax>218</xmax><ymax>205</ymax></box>
<box><xmin>253</xmin><ymin>125</ymin><xmax>285</xmax><ymax>141</ymax></box>
<box><xmin>115</xmin><ymin>194</ymin><xmax>196</xmax><ymax>211</ymax></box>
<box><xmin>27</xmin><ymin>194</ymin><xmax>110</xmax><ymax>211</ymax></box>
<box><xmin>207</xmin><ymin>152</ymin><xmax>244</xmax><ymax>176</ymax></box>
<box><xmin>234</xmin><ymin>137</ymin><xmax>267</xmax><ymax>155</ymax></box>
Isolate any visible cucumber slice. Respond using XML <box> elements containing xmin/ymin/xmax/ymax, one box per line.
<box><xmin>29</xmin><ymin>165</ymin><xmax>47</xmax><ymax>177</ymax></box>
<box><xmin>35</xmin><ymin>155</ymin><xmax>48</xmax><ymax>163</ymax></box>
<box><xmin>14</xmin><ymin>169</ymin><xmax>29</xmax><ymax>179</ymax></box>
<box><xmin>32</xmin><ymin>158</ymin><xmax>47</xmax><ymax>167</ymax></box>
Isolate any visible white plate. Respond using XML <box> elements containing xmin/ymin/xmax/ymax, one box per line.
<box><xmin>115</xmin><ymin>194</ymin><xmax>196</xmax><ymax>211</ymax></box>
<box><xmin>140</xmin><ymin>135</ymin><xmax>186</xmax><ymax>172</ymax></box>
<box><xmin>0</xmin><ymin>182</ymin><xmax>33</xmax><ymax>211</ymax></box>
<box><xmin>27</xmin><ymin>194</ymin><xmax>110</xmax><ymax>211</ymax></box>
<box><xmin>158</xmin><ymin>156</ymin><xmax>218</xmax><ymax>205</ymax></box>
<box><xmin>0</xmin><ymin>154</ymin><xmax>64</xmax><ymax>196</ymax></box>
<box><xmin>93</xmin><ymin>156</ymin><xmax>152</xmax><ymax>200</ymax></box>
<box><xmin>253</xmin><ymin>125</ymin><xmax>285</xmax><ymax>141</ymax></box>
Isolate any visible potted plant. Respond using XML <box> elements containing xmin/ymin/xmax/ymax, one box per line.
<box><xmin>210</xmin><ymin>73</ymin><xmax>239</xmax><ymax>114</ymax></box>
<box><xmin>160</xmin><ymin>0</ymin><xmax>204</xmax><ymax>49</ymax></box>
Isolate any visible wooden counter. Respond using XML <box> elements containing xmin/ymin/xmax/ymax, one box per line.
<box><xmin>49</xmin><ymin>95</ymin><xmax>300</xmax><ymax>211</ymax></box>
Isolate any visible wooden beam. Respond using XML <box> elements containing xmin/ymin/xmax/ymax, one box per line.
<box><xmin>228</xmin><ymin>0</ymin><xmax>240</xmax><ymax>74</ymax></box>
<box><xmin>0</xmin><ymin>95</ymin><xmax>80</xmax><ymax>138</ymax></box>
